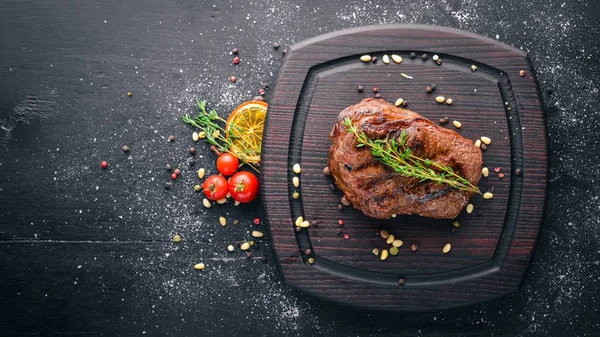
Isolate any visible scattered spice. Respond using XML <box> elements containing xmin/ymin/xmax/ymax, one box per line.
<box><xmin>305</xmin><ymin>249</ymin><xmax>312</xmax><ymax>255</ymax></box>
<box><xmin>219</xmin><ymin>216</ymin><xmax>227</xmax><ymax>227</ymax></box>
<box><xmin>453</xmin><ymin>220</ymin><xmax>460</xmax><ymax>228</ymax></box>
<box><xmin>253</xmin><ymin>218</ymin><xmax>261</xmax><ymax>225</ymax></box>
<box><xmin>171</xmin><ymin>173</ymin><xmax>178</xmax><ymax>180</ymax></box>
<box><xmin>515</xmin><ymin>168</ymin><xmax>522</xmax><ymax>176</ymax></box>
<box><xmin>336</xmin><ymin>228</ymin><xmax>342</xmax><ymax>234</ymax></box>
<box><xmin>258</xmin><ymin>88</ymin><xmax>265</xmax><ymax>96</ymax></box>
<box><xmin>122</xmin><ymin>145</ymin><xmax>130</xmax><ymax>153</ymax></box>
<box><xmin>232</xmin><ymin>47</ymin><xmax>239</xmax><ymax>55</ymax></box>
<box><xmin>193</xmin><ymin>184</ymin><xmax>201</xmax><ymax>192</ymax></box>
<box><xmin>329</xmin><ymin>184</ymin><xmax>335</xmax><ymax>191</ymax></box>
<box><xmin>392</xmin><ymin>239</ymin><xmax>403</xmax><ymax>247</ymax></box>
<box><xmin>425</xmin><ymin>86</ymin><xmax>433</xmax><ymax>93</ymax></box>
<box><xmin>172</xmin><ymin>234</ymin><xmax>182</xmax><ymax>243</ymax></box>
<box><xmin>272</xmin><ymin>42</ymin><xmax>280</xmax><ymax>50</ymax></box>
<box><xmin>341</xmin><ymin>196</ymin><xmax>351</xmax><ymax>206</ymax></box>
<box><xmin>371</xmin><ymin>56</ymin><xmax>378</xmax><ymax>63</ymax></box>
<box><xmin>410</xmin><ymin>243</ymin><xmax>418</xmax><ymax>252</ymax></box>
<box><xmin>374</xmin><ymin>93</ymin><xmax>382</xmax><ymax>99</ymax></box>
<box><xmin>446</xmin><ymin>98</ymin><xmax>453</xmax><ymax>105</ymax></box>
<box><xmin>174</xmin><ymin>168</ymin><xmax>181</xmax><ymax>175</ymax></box>
<box><xmin>494</xmin><ymin>167</ymin><xmax>501</xmax><ymax>173</ymax></box>
<box><xmin>127</xmin><ymin>91</ymin><xmax>132</xmax><ymax>97</ymax></box>
<box><xmin>233</xmin><ymin>56</ymin><xmax>240</xmax><ymax>64</ymax></box>
<box><xmin>409</xmin><ymin>52</ymin><xmax>416</xmax><ymax>59</ymax></box>
<box><xmin>292</xmin><ymin>191</ymin><xmax>300</xmax><ymax>199</ymax></box>
<box><xmin>356</xmin><ymin>85</ymin><xmax>364</xmax><ymax>92</ymax></box>
<box><xmin>386</xmin><ymin>234</ymin><xmax>395</xmax><ymax>245</ymax></box>
<box><xmin>436</xmin><ymin>59</ymin><xmax>442</xmax><ymax>65</ymax></box>
<box><xmin>499</xmin><ymin>173</ymin><xmax>505</xmax><ymax>179</ymax></box>
<box><xmin>168</xmin><ymin>135</ymin><xmax>175</xmax><ymax>142</ymax></box>
<box><xmin>282</xmin><ymin>49</ymin><xmax>288</xmax><ymax>55</ymax></box>
<box><xmin>520</xmin><ymin>70</ymin><xmax>526</xmax><ymax>77</ymax></box>
<box><xmin>245</xmin><ymin>251</ymin><xmax>253</xmax><ymax>259</ymax></box>
<box><xmin>202</xmin><ymin>198</ymin><xmax>212</xmax><ymax>208</ymax></box>
<box><xmin>421</xmin><ymin>53</ymin><xmax>428</xmax><ymax>61</ymax></box>
<box><xmin>343</xmin><ymin>234</ymin><xmax>349</xmax><ymax>240</ymax></box>
<box><xmin>439</xmin><ymin>117</ymin><xmax>449</xmax><ymax>125</ymax></box>
<box><xmin>480</xmin><ymin>143</ymin><xmax>487</xmax><ymax>151</ymax></box>
<box><xmin>164</xmin><ymin>181</ymin><xmax>172</xmax><ymax>189</ymax></box>
<box><xmin>197</xmin><ymin>168</ymin><xmax>205</xmax><ymax>179</ymax></box>
<box><xmin>398</xmin><ymin>277</ymin><xmax>405</xmax><ymax>285</ymax></box>
<box><xmin>189</xmin><ymin>147</ymin><xmax>196</xmax><ymax>155</ymax></box>
<box><xmin>475</xmin><ymin>139</ymin><xmax>481</xmax><ymax>148</ymax></box>
<box><xmin>101</xmin><ymin>161</ymin><xmax>108</xmax><ymax>169</ymax></box>
<box><xmin>338</xmin><ymin>219</ymin><xmax>344</xmax><ymax>225</ymax></box>
<box><xmin>295</xmin><ymin>216</ymin><xmax>304</xmax><ymax>227</ymax></box>
<box><xmin>166</xmin><ymin>164</ymin><xmax>172</xmax><ymax>171</ymax></box>
<box><xmin>229</xmin><ymin>76</ymin><xmax>237</xmax><ymax>83</ymax></box>
<box><xmin>372</xmin><ymin>87</ymin><xmax>379</xmax><ymax>93</ymax></box>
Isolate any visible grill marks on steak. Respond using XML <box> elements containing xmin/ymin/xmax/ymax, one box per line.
<box><xmin>328</xmin><ymin>98</ymin><xmax>482</xmax><ymax>219</ymax></box>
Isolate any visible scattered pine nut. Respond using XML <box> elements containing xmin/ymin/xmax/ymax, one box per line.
<box><xmin>293</xmin><ymin>163</ymin><xmax>302</xmax><ymax>174</ymax></box>
<box><xmin>481</xmin><ymin>136</ymin><xmax>492</xmax><ymax>145</ymax></box>
<box><xmin>372</xmin><ymin>248</ymin><xmax>380</xmax><ymax>256</ymax></box>
<box><xmin>360</xmin><ymin>55</ymin><xmax>372</xmax><ymax>62</ymax></box>
<box><xmin>295</xmin><ymin>216</ymin><xmax>304</xmax><ymax>227</ymax></box>
<box><xmin>193</xmin><ymin>184</ymin><xmax>201</xmax><ymax>192</ymax></box>
<box><xmin>219</xmin><ymin>216</ymin><xmax>227</xmax><ymax>227</ymax></box>
<box><xmin>216</xmin><ymin>198</ymin><xmax>227</xmax><ymax>204</ymax></box>
<box><xmin>475</xmin><ymin>139</ymin><xmax>481</xmax><ymax>148</ymax></box>
<box><xmin>240</xmin><ymin>242</ymin><xmax>250</xmax><ymax>251</ymax></box>
<box><xmin>192</xmin><ymin>132</ymin><xmax>199</xmax><ymax>142</ymax></box>
<box><xmin>382</xmin><ymin>55</ymin><xmax>390</xmax><ymax>64</ymax></box>
<box><xmin>234</xmin><ymin>200</ymin><xmax>240</xmax><ymax>206</ymax></box>
<box><xmin>202</xmin><ymin>198</ymin><xmax>212</xmax><ymax>208</ymax></box>
<box><xmin>446</xmin><ymin>98</ymin><xmax>453</xmax><ymax>105</ymax></box>
<box><xmin>198</xmin><ymin>131</ymin><xmax>206</xmax><ymax>139</ymax></box>
<box><xmin>466</xmin><ymin>204</ymin><xmax>474</xmax><ymax>214</ymax></box>
<box><xmin>197</xmin><ymin>168</ymin><xmax>205</xmax><ymax>179</ymax></box>
<box><xmin>471</xmin><ymin>65</ymin><xmax>477</xmax><ymax>71</ymax></box>
<box><xmin>394</xmin><ymin>98</ymin><xmax>404</xmax><ymax>107</ymax></box>
<box><xmin>392</xmin><ymin>239</ymin><xmax>403</xmax><ymax>247</ymax></box>
<box><xmin>227</xmin><ymin>245</ymin><xmax>235</xmax><ymax>252</ymax></box>
<box><xmin>389</xmin><ymin>246</ymin><xmax>399</xmax><ymax>256</ymax></box>
<box><xmin>292</xmin><ymin>191</ymin><xmax>300</xmax><ymax>199</ymax></box>
<box><xmin>442</xmin><ymin>243</ymin><xmax>451</xmax><ymax>254</ymax></box>
<box><xmin>252</xmin><ymin>230</ymin><xmax>264</xmax><ymax>238</ymax></box>
<box><xmin>483</xmin><ymin>192</ymin><xmax>494</xmax><ymax>199</ymax></box>
<box><xmin>299</xmin><ymin>221</ymin><xmax>310</xmax><ymax>228</ymax></box>
<box><xmin>452</xmin><ymin>120</ymin><xmax>462</xmax><ymax>129</ymax></box>
<box><xmin>194</xmin><ymin>263</ymin><xmax>205</xmax><ymax>270</ymax></box>
<box><xmin>482</xmin><ymin>167</ymin><xmax>490</xmax><ymax>177</ymax></box>
<box><xmin>453</xmin><ymin>220</ymin><xmax>460</xmax><ymax>228</ymax></box>
<box><xmin>308</xmin><ymin>257</ymin><xmax>315</xmax><ymax>264</ymax></box>
<box><xmin>292</xmin><ymin>176</ymin><xmax>300</xmax><ymax>187</ymax></box>
<box><xmin>435</xmin><ymin>96</ymin><xmax>445</xmax><ymax>103</ymax></box>
<box><xmin>400</xmin><ymin>73</ymin><xmax>413</xmax><ymax>79</ymax></box>
<box><xmin>391</xmin><ymin>54</ymin><xmax>402</xmax><ymax>63</ymax></box>
<box><xmin>386</xmin><ymin>234</ymin><xmax>395</xmax><ymax>245</ymax></box>
<box><xmin>380</xmin><ymin>249</ymin><xmax>389</xmax><ymax>260</ymax></box>
<box><xmin>172</xmin><ymin>234</ymin><xmax>182</xmax><ymax>243</ymax></box>
<box><xmin>380</xmin><ymin>229</ymin><xmax>390</xmax><ymax>239</ymax></box>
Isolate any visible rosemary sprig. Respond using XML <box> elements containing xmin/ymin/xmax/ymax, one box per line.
<box><xmin>343</xmin><ymin>117</ymin><xmax>480</xmax><ymax>194</ymax></box>
<box><xmin>181</xmin><ymin>100</ymin><xmax>259</xmax><ymax>172</ymax></box>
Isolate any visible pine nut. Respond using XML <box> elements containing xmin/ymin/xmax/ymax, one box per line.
<box><xmin>372</xmin><ymin>248</ymin><xmax>379</xmax><ymax>256</ymax></box>
<box><xmin>380</xmin><ymin>229</ymin><xmax>390</xmax><ymax>239</ymax></box>
<box><xmin>386</xmin><ymin>234</ymin><xmax>395</xmax><ymax>244</ymax></box>
<box><xmin>435</xmin><ymin>96</ymin><xmax>445</xmax><ymax>103</ymax></box>
<box><xmin>240</xmin><ymin>242</ymin><xmax>250</xmax><ymax>251</ymax></box>
<box><xmin>392</xmin><ymin>239</ymin><xmax>403</xmax><ymax>247</ymax></box>
<box><xmin>299</xmin><ymin>221</ymin><xmax>310</xmax><ymax>228</ymax></box>
<box><xmin>227</xmin><ymin>245</ymin><xmax>234</xmax><ymax>252</ymax></box>
<box><xmin>453</xmin><ymin>120</ymin><xmax>462</xmax><ymax>129</ymax></box>
<box><xmin>380</xmin><ymin>249</ymin><xmax>389</xmax><ymax>260</ymax></box>
<box><xmin>202</xmin><ymin>198</ymin><xmax>211</xmax><ymax>208</ymax></box>
<box><xmin>292</xmin><ymin>176</ymin><xmax>300</xmax><ymax>187</ymax></box>
<box><xmin>193</xmin><ymin>184</ymin><xmax>201</xmax><ymax>192</ymax></box>
<box><xmin>192</xmin><ymin>132</ymin><xmax>199</xmax><ymax>142</ymax></box>
<box><xmin>382</xmin><ymin>55</ymin><xmax>390</xmax><ymax>64</ymax></box>
<box><xmin>360</xmin><ymin>55</ymin><xmax>372</xmax><ymax>62</ymax></box>
<box><xmin>443</xmin><ymin>243</ymin><xmax>451</xmax><ymax>254</ymax></box>
<box><xmin>481</xmin><ymin>136</ymin><xmax>491</xmax><ymax>145</ymax></box>
<box><xmin>394</xmin><ymin>98</ymin><xmax>404</xmax><ymax>107</ymax></box>
<box><xmin>466</xmin><ymin>204</ymin><xmax>474</xmax><ymax>214</ymax></box>
<box><xmin>295</xmin><ymin>216</ymin><xmax>304</xmax><ymax>227</ymax></box>
<box><xmin>292</xmin><ymin>191</ymin><xmax>300</xmax><ymax>199</ymax></box>
<box><xmin>483</xmin><ymin>192</ymin><xmax>494</xmax><ymax>199</ymax></box>
<box><xmin>475</xmin><ymin>140</ymin><xmax>481</xmax><ymax>148</ymax></box>
<box><xmin>172</xmin><ymin>234</ymin><xmax>182</xmax><ymax>243</ymax></box>
<box><xmin>471</xmin><ymin>65</ymin><xmax>477</xmax><ymax>71</ymax></box>
<box><xmin>391</xmin><ymin>54</ymin><xmax>402</xmax><ymax>63</ymax></box>
<box><xmin>219</xmin><ymin>216</ymin><xmax>226</xmax><ymax>227</ymax></box>
<box><xmin>446</xmin><ymin>98</ymin><xmax>453</xmax><ymax>105</ymax></box>
<box><xmin>252</xmin><ymin>230</ymin><xmax>264</xmax><ymax>238</ymax></box>
<box><xmin>482</xmin><ymin>167</ymin><xmax>489</xmax><ymax>177</ymax></box>
<box><xmin>452</xmin><ymin>220</ymin><xmax>460</xmax><ymax>228</ymax></box>
<box><xmin>389</xmin><ymin>246</ymin><xmax>399</xmax><ymax>255</ymax></box>
<box><xmin>194</xmin><ymin>263</ymin><xmax>205</xmax><ymax>270</ymax></box>
<box><xmin>293</xmin><ymin>163</ymin><xmax>302</xmax><ymax>174</ymax></box>
<box><xmin>197</xmin><ymin>168</ymin><xmax>205</xmax><ymax>179</ymax></box>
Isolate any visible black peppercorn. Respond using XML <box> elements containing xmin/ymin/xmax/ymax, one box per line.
<box><xmin>305</xmin><ymin>249</ymin><xmax>312</xmax><ymax>255</ymax></box>
<box><xmin>261</xmin><ymin>255</ymin><xmax>268</xmax><ymax>262</ymax></box>
<box><xmin>188</xmin><ymin>160</ymin><xmax>196</xmax><ymax>167</ymax></box>
<box><xmin>439</xmin><ymin>117</ymin><xmax>449</xmax><ymax>125</ymax></box>
<box><xmin>410</xmin><ymin>52</ymin><xmax>416</xmax><ymax>59</ymax></box>
<box><xmin>164</xmin><ymin>181</ymin><xmax>172</xmax><ymax>189</ymax></box>
<box><xmin>398</xmin><ymin>277</ymin><xmax>405</xmax><ymax>285</ymax></box>
<box><xmin>245</xmin><ymin>251</ymin><xmax>253</xmax><ymax>259</ymax></box>
<box><xmin>232</xmin><ymin>48</ymin><xmax>239</xmax><ymax>55</ymax></box>
<box><xmin>337</xmin><ymin>228</ymin><xmax>343</xmax><ymax>234</ymax></box>
<box><xmin>515</xmin><ymin>168</ymin><xmax>522</xmax><ymax>176</ymax></box>
<box><xmin>295</xmin><ymin>227</ymin><xmax>302</xmax><ymax>232</ymax></box>
<box><xmin>425</xmin><ymin>86</ymin><xmax>433</xmax><ymax>93</ymax></box>
<box><xmin>431</xmin><ymin>83</ymin><xmax>437</xmax><ymax>90</ymax></box>
<box><xmin>357</xmin><ymin>85</ymin><xmax>364</xmax><ymax>92</ymax></box>
<box><xmin>165</xmin><ymin>164</ymin><xmax>172</xmax><ymax>171</ymax></box>
<box><xmin>337</xmin><ymin>204</ymin><xmax>343</xmax><ymax>210</ymax></box>
<box><xmin>421</xmin><ymin>53</ymin><xmax>428</xmax><ymax>61</ymax></box>
<box><xmin>189</xmin><ymin>147</ymin><xmax>196</xmax><ymax>155</ymax></box>
<box><xmin>410</xmin><ymin>243</ymin><xmax>418</xmax><ymax>252</ymax></box>
<box><xmin>283</xmin><ymin>49</ymin><xmax>288</xmax><ymax>55</ymax></box>
<box><xmin>272</xmin><ymin>43</ymin><xmax>280</xmax><ymax>50</ymax></box>
<box><xmin>436</xmin><ymin>59</ymin><xmax>442</xmax><ymax>65</ymax></box>
<box><xmin>480</xmin><ymin>144</ymin><xmax>487</xmax><ymax>151</ymax></box>
<box><xmin>371</xmin><ymin>56</ymin><xmax>378</xmax><ymax>63</ymax></box>
<box><xmin>168</xmin><ymin>135</ymin><xmax>175</xmax><ymax>142</ymax></box>
<box><xmin>122</xmin><ymin>145</ymin><xmax>130</xmax><ymax>153</ymax></box>
<box><xmin>401</xmin><ymin>100</ymin><xmax>408</xmax><ymax>107</ymax></box>
<box><xmin>372</xmin><ymin>87</ymin><xmax>379</xmax><ymax>93</ymax></box>
<box><xmin>329</xmin><ymin>184</ymin><xmax>335</xmax><ymax>191</ymax></box>
<box><xmin>374</xmin><ymin>93</ymin><xmax>382</xmax><ymax>99</ymax></box>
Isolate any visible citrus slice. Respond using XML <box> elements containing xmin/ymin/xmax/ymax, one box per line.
<box><xmin>225</xmin><ymin>100</ymin><xmax>268</xmax><ymax>165</ymax></box>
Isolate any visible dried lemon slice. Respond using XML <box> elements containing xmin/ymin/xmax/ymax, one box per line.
<box><xmin>226</xmin><ymin>100</ymin><xmax>267</xmax><ymax>165</ymax></box>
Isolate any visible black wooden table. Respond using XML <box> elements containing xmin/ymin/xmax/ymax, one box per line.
<box><xmin>1</xmin><ymin>1</ymin><xmax>599</xmax><ymax>336</ymax></box>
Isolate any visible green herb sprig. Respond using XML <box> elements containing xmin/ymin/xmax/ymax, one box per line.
<box><xmin>182</xmin><ymin>100</ymin><xmax>259</xmax><ymax>172</ymax></box>
<box><xmin>343</xmin><ymin>117</ymin><xmax>480</xmax><ymax>194</ymax></box>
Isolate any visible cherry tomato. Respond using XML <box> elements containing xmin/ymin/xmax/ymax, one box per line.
<box><xmin>228</xmin><ymin>171</ymin><xmax>259</xmax><ymax>203</ymax></box>
<box><xmin>203</xmin><ymin>175</ymin><xmax>228</xmax><ymax>200</ymax></box>
<box><xmin>216</xmin><ymin>153</ymin><xmax>239</xmax><ymax>176</ymax></box>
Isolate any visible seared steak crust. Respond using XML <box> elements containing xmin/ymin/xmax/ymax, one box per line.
<box><xmin>328</xmin><ymin>98</ymin><xmax>482</xmax><ymax>219</ymax></box>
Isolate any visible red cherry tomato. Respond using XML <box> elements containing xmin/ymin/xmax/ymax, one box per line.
<box><xmin>216</xmin><ymin>153</ymin><xmax>239</xmax><ymax>176</ymax></box>
<box><xmin>228</xmin><ymin>171</ymin><xmax>259</xmax><ymax>203</ymax></box>
<box><xmin>202</xmin><ymin>175</ymin><xmax>229</xmax><ymax>200</ymax></box>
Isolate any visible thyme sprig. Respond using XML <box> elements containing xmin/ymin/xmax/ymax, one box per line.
<box><xmin>343</xmin><ymin>117</ymin><xmax>480</xmax><ymax>194</ymax></box>
<box><xmin>182</xmin><ymin>100</ymin><xmax>259</xmax><ymax>172</ymax></box>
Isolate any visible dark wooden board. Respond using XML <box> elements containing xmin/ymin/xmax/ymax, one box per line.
<box><xmin>261</xmin><ymin>24</ymin><xmax>547</xmax><ymax>311</ymax></box>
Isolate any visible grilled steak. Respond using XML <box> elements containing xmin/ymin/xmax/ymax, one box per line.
<box><xmin>328</xmin><ymin>98</ymin><xmax>482</xmax><ymax>219</ymax></box>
